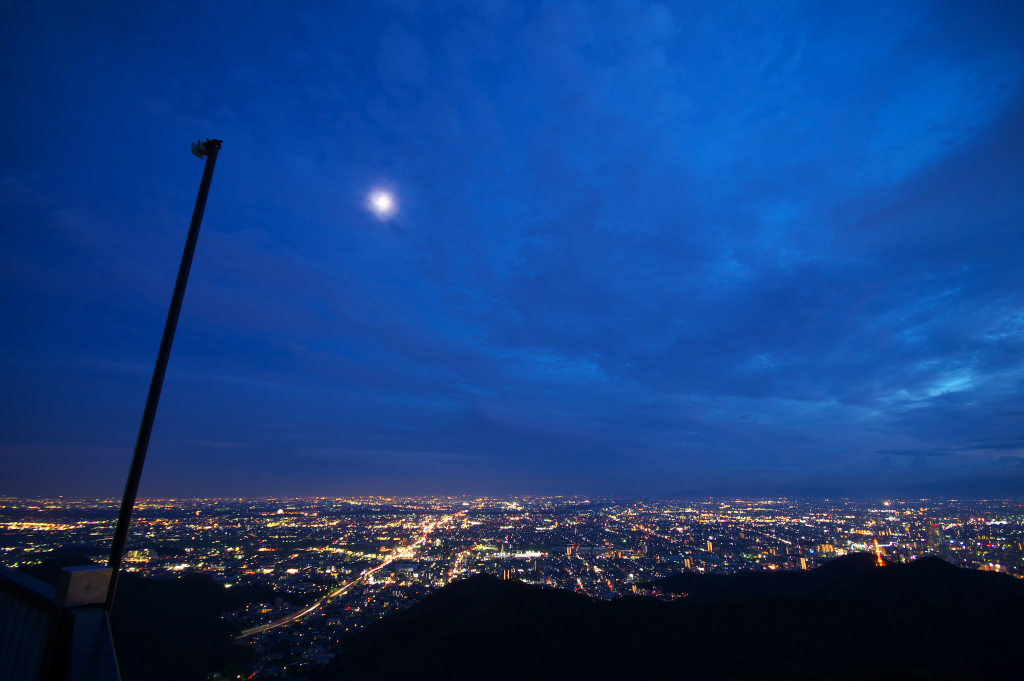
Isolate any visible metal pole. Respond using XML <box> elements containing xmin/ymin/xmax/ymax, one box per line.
<box><xmin>105</xmin><ymin>139</ymin><xmax>223</xmax><ymax>612</ymax></box>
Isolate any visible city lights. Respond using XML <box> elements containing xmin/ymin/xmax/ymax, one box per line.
<box><xmin>2</xmin><ymin>495</ymin><xmax>1021</xmax><ymax>676</ymax></box>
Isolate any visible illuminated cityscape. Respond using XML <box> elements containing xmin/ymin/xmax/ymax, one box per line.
<box><xmin>2</xmin><ymin>496</ymin><xmax>1021</xmax><ymax>677</ymax></box>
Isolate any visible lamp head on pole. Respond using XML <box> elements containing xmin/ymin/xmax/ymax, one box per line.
<box><xmin>191</xmin><ymin>138</ymin><xmax>224</xmax><ymax>159</ymax></box>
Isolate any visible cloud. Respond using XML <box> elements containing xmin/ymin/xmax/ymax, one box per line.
<box><xmin>877</xmin><ymin>449</ymin><xmax>956</xmax><ymax>457</ymax></box>
<box><xmin>3</xmin><ymin>1</ymin><xmax>1024</xmax><ymax>496</ymax></box>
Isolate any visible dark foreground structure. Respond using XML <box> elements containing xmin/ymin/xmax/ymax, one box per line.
<box><xmin>0</xmin><ymin>564</ymin><xmax>118</xmax><ymax>681</ymax></box>
<box><xmin>11</xmin><ymin>556</ymin><xmax>262</xmax><ymax>681</ymax></box>
<box><xmin>318</xmin><ymin>555</ymin><xmax>1023</xmax><ymax>681</ymax></box>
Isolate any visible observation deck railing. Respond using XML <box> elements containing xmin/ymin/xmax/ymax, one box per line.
<box><xmin>0</xmin><ymin>566</ymin><xmax>119</xmax><ymax>681</ymax></box>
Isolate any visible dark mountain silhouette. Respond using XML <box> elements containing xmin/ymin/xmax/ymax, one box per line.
<box><xmin>19</xmin><ymin>555</ymin><xmax>272</xmax><ymax>681</ymax></box>
<box><xmin>18</xmin><ymin>554</ymin><xmax>1024</xmax><ymax>680</ymax></box>
<box><xmin>317</xmin><ymin>557</ymin><xmax>1024</xmax><ymax>681</ymax></box>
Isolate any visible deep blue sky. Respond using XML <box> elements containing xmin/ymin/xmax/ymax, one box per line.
<box><xmin>2</xmin><ymin>1</ymin><xmax>1023</xmax><ymax>498</ymax></box>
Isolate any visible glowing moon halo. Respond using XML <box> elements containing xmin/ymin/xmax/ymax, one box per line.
<box><xmin>367</xmin><ymin>188</ymin><xmax>398</xmax><ymax>219</ymax></box>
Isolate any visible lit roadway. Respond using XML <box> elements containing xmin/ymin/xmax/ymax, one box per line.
<box><xmin>237</xmin><ymin>512</ymin><xmax>463</xmax><ymax>638</ymax></box>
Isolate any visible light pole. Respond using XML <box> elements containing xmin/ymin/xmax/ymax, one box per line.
<box><xmin>105</xmin><ymin>138</ymin><xmax>223</xmax><ymax>612</ymax></box>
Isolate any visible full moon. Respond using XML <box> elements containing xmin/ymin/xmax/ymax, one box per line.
<box><xmin>367</xmin><ymin>189</ymin><xmax>397</xmax><ymax>219</ymax></box>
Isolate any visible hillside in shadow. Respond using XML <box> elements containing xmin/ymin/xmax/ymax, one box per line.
<box><xmin>317</xmin><ymin>556</ymin><xmax>1023</xmax><ymax>681</ymax></box>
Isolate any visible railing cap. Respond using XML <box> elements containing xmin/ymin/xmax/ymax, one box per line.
<box><xmin>56</xmin><ymin>566</ymin><xmax>112</xmax><ymax>608</ymax></box>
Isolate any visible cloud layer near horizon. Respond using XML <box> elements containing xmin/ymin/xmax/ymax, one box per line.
<box><xmin>2</xmin><ymin>0</ymin><xmax>1023</xmax><ymax>497</ymax></box>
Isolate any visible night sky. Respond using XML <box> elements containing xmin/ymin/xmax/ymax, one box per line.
<box><xmin>3</xmin><ymin>1</ymin><xmax>1023</xmax><ymax>498</ymax></box>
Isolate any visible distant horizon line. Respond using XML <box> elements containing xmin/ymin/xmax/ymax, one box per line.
<box><xmin>3</xmin><ymin>494</ymin><xmax>1022</xmax><ymax>502</ymax></box>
